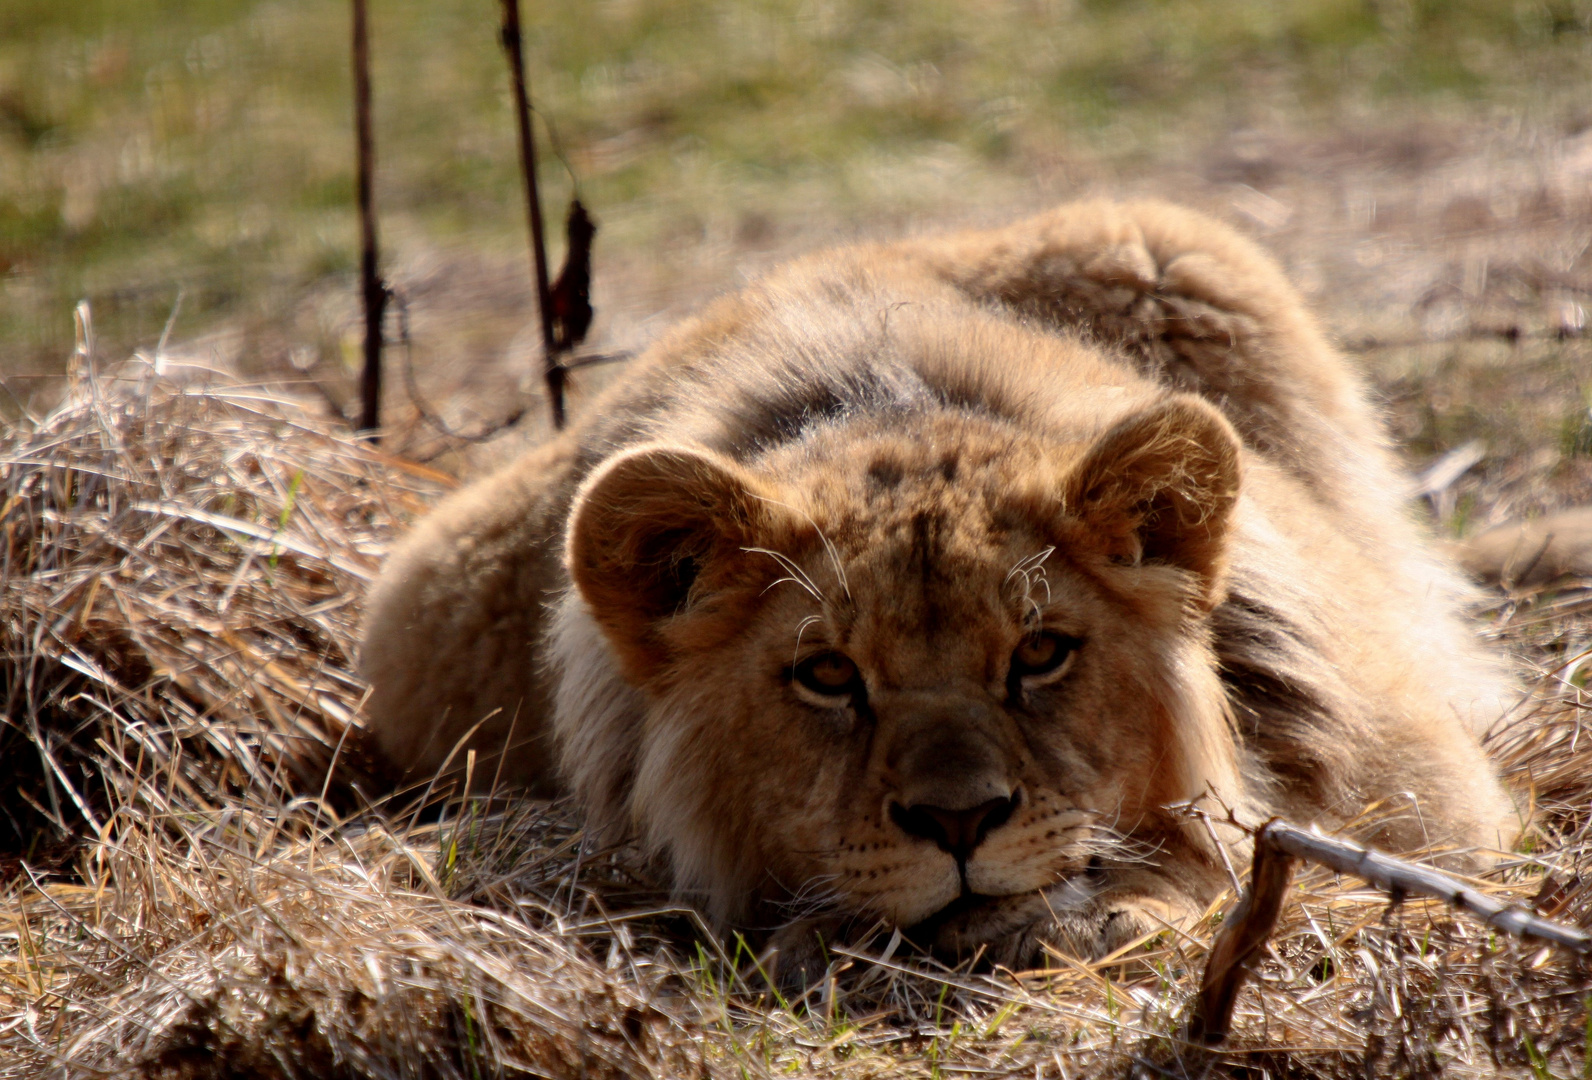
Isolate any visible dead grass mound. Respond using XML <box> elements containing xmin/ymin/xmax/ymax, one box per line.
<box><xmin>5</xmin><ymin>363</ymin><xmax>1592</xmax><ymax>1079</ymax></box>
<box><xmin>0</xmin><ymin>363</ymin><xmax>444</xmax><ymax>862</ymax></box>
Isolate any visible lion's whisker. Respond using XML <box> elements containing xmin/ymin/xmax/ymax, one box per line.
<box><xmin>750</xmin><ymin>495</ymin><xmax>852</xmax><ymax>603</ymax></box>
<box><xmin>792</xmin><ymin>614</ymin><xmax>824</xmax><ymax>663</ymax></box>
<box><xmin>1004</xmin><ymin>546</ymin><xmax>1055</xmax><ymax>584</ymax></box>
<box><xmin>771</xmin><ymin>874</ymin><xmax>847</xmax><ymax>920</ymax></box>
<box><xmin>761</xmin><ymin>574</ymin><xmax>817</xmax><ymax>600</ymax></box>
<box><xmin>1005</xmin><ymin>546</ymin><xmax>1056</xmax><ymax>629</ymax></box>
<box><xmin>745</xmin><ymin>546</ymin><xmax>826</xmax><ymax>604</ymax></box>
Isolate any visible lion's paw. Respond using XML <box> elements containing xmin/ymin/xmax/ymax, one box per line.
<box><xmin>759</xmin><ymin>916</ymin><xmax>849</xmax><ymax>1002</ymax></box>
<box><xmin>949</xmin><ymin>893</ymin><xmax>1187</xmax><ymax>972</ymax></box>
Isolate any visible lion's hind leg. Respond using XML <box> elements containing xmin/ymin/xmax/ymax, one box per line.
<box><xmin>924</xmin><ymin>199</ymin><xmax>1388</xmax><ymax>504</ymax></box>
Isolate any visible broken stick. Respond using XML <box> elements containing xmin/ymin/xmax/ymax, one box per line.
<box><xmin>1186</xmin><ymin>818</ymin><xmax>1591</xmax><ymax>1045</ymax></box>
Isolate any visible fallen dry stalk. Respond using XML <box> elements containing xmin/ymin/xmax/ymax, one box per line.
<box><xmin>1188</xmin><ymin>818</ymin><xmax>1592</xmax><ymax>1045</ymax></box>
<box><xmin>7</xmin><ymin>362</ymin><xmax>1592</xmax><ymax>1077</ymax></box>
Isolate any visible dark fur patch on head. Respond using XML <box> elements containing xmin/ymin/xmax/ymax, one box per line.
<box><xmin>910</xmin><ymin>510</ymin><xmax>940</xmax><ymax>586</ymax></box>
<box><xmin>868</xmin><ymin>458</ymin><xmax>905</xmax><ymax>490</ymax></box>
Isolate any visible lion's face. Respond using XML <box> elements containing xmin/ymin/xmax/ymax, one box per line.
<box><xmin>562</xmin><ymin>397</ymin><xmax>1242</xmax><ymax>944</ymax></box>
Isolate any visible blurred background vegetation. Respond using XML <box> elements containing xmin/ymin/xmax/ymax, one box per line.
<box><xmin>3</xmin><ymin>0</ymin><xmax>1592</xmax><ymax>469</ymax></box>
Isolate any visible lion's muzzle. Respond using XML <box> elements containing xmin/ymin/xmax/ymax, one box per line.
<box><xmin>889</xmin><ymin>791</ymin><xmax>1020</xmax><ymax>862</ymax></box>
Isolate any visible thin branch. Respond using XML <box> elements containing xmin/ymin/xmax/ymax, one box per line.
<box><xmin>1187</xmin><ymin>818</ymin><xmax>1592</xmax><ymax>1045</ymax></box>
<box><xmin>499</xmin><ymin>0</ymin><xmax>564</xmax><ymax>431</ymax></box>
<box><xmin>1343</xmin><ymin>323</ymin><xmax>1584</xmax><ymax>353</ymax></box>
<box><xmin>392</xmin><ymin>290</ymin><xmax>525</xmax><ymax>447</ymax></box>
<box><xmin>1184</xmin><ymin>825</ymin><xmax>1297</xmax><ymax>1045</ymax></box>
<box><xmin>352</xmin><ymin>0</ymin><xmax>386</xmax><ymax>438</ymax></box>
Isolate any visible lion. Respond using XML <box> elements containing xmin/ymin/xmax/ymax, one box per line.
<box><xmin>360</xmin><ymin>199</ymin><xmax>1519</xmax><ymax>973</ymax></box>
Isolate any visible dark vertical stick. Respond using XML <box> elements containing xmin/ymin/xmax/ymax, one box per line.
<box><xmin>1184</xmin><ymin>818</ymin><xmax>1592</xmax><ymax>1046</ymax></box>
<box><xmin>352</xmin><ymin>0</ymin><xmax>385</xmax><ymax>438</ymax></box>
<box><xmin>1185</xmin><ymin>828</ymin><xmax>1298</xmax><ymax>1045</ymax></box>
<box><xmin>499</xmin><ymin>0</ymin><xmax>564</xmax><ymax>430</ymax></box>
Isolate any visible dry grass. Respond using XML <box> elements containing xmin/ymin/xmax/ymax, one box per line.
<box><xmin>0</xmin><ymin>355</ymin><xmax>441</xmax><ymax>864</ymax></box>
<box><xmin>4</xmin><ymin>359</ymin><xmax>1592</xmax><ymax>1079</ymax></box>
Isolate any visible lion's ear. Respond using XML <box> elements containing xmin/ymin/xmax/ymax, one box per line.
<box><xmin>1064</xmin><ymin>396</ymin><xmax>1242</xmax><ymax>610</ymax></box>
<box><xmin>566</xmin><ymin>445</ymin><xmax>773</xmax><ymax>678</ymax></box>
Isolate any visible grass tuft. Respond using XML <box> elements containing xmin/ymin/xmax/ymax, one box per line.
<box><xmin>5</xmin><ymin>359</ymin><xmax>1592</xmax><ymax>1077</ymax></box>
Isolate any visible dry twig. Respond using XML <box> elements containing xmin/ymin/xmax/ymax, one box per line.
<box><xmin>1188</xmin><ymin>819</ymin><xmax>1592</xmax><ymax>1045</ymax></box>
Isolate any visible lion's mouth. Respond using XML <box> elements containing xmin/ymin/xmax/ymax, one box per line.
<box><xmin>908</xmin><ymin>888</ymin><xmax>1007</xmax><ymax>935</ymax></box>
<box><xmin>906</xmin><ymin>870</ymin><xmax>1092</xmax><ymax>945</ymax></box>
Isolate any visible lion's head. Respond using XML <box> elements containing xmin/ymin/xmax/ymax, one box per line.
<box><xmin>553</xmin><ymin>392</ymin><xmax>1243</xmax><ymax>952</ymax></box>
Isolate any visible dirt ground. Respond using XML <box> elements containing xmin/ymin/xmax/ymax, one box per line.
<box><xmin>278</xmin><ymin>112</ymin><xmax>1592</xmax><ymax>537</ymax></box>
<box><xmin>9</xmin><ymin>108</ymin><xmax>1592</xmax><ymax>1078</ymax></box>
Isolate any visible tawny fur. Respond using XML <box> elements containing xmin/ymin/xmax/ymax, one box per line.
<box><xmin>360</xmin><ymin>199</ymin><xmax>1518</xmax><ymax>965</ymax></box>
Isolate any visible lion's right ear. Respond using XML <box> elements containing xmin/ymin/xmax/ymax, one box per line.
<box><xmin>566</xmin><ymin>445</ymin><xmax>772</xmax><ymax>680</ymax></box>
<box><xmin>1062</xmin><ymin>395</ymin><xmax>1242</xmax><ymax>611</ymax></box>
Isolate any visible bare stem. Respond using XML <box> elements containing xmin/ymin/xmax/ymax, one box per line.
<box><xmin>352</xmin><ymin>0</ymin><xmax>385</xmax><ymax>439</ymax></box>
<box><xmin>499</xmin><ymin>0</ymin><xmax>564</xmax><ymax>430</ymax></box>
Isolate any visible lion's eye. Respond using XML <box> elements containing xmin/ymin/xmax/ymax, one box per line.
<box><xmin>793</xmin><ymin>651</ymin><xmax>863</xmax><ymax>702</ymax></box>
<box><xmin>1010</xmin><ymin>631</ymin><xmax>1081</xmax><ymax>684</ymax></box>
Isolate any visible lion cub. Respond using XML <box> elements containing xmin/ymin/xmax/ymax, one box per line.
<box><xmin>361</xmin><ymin>200</ymin><xmax>1517</xmax><ymax>967</ymax></box>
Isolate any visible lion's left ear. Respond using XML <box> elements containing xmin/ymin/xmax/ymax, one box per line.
<box><xmin>1063</xmin><ymin>395</ymin><xmax>1242</xmax><ymax>610</ymax></box>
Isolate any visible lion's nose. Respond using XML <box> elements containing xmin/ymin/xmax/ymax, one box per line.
<box><xmin>890</xmin><ymin>793</ymin><xmax>1018</xmax><ymax>861</ymax></box>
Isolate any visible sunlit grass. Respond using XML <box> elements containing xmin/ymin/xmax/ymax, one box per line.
<box><xmin>2</xmin><ymin>0</ymin><xmax>1590</xmax><ymax>378</ymax></box>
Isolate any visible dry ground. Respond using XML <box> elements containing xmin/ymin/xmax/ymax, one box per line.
<box><xmin>6</xmin><ymin>104</ymin><xmax>1592</xmax><ymax>1078</ymax></box>
<box><xmin>266</xmin><ymin>110</ymin><xmax>1592</xmax><ymax>512</ymax></box>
